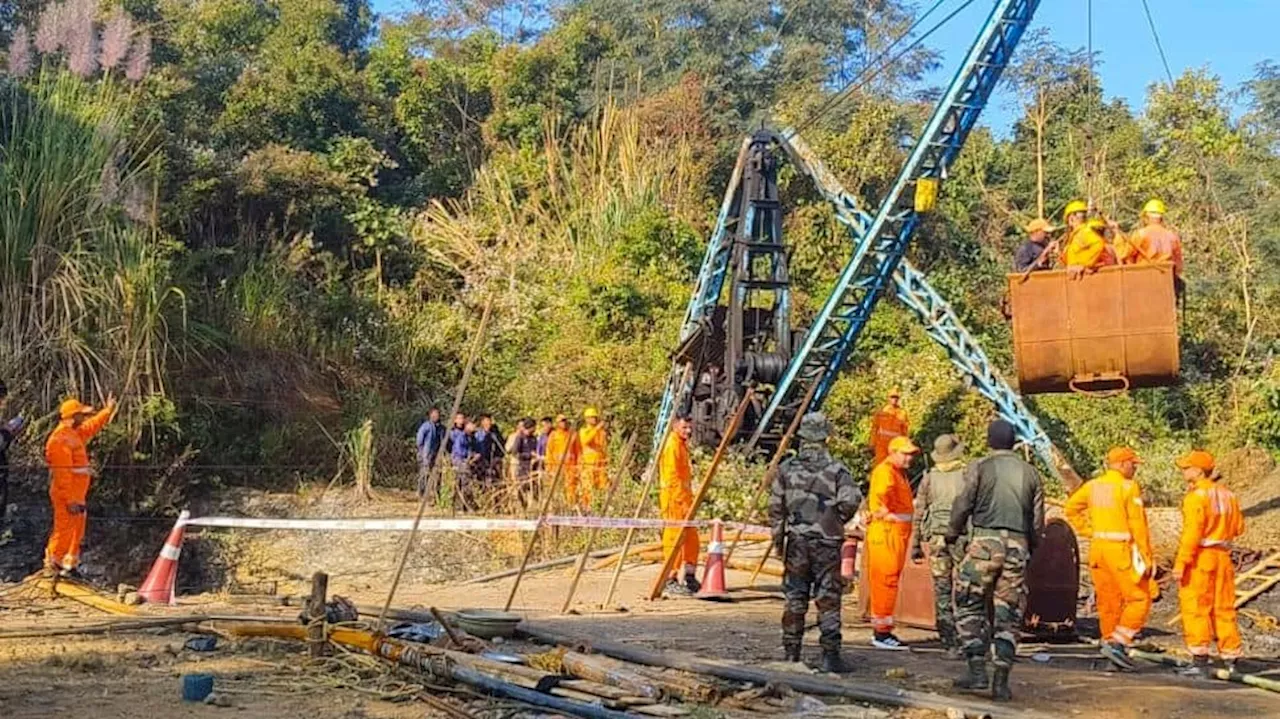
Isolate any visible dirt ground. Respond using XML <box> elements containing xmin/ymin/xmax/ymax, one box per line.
<box><xmin>4</xmin><ymin>482</ymin><xmax>1280</xmax><ymax>719</ymax></box>
<box><xmin>5</xmin><ymin>556</ymin><xmax>1279</xmax><ymax>719</ymax></box>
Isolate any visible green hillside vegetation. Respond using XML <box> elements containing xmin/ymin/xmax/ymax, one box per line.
<box><xmin>2</xmin><ymin>1</ymin><xmax>1278</xmax><ymax>509</ymax></box>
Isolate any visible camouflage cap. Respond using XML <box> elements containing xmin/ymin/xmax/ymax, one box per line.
<box><xmin>797</xmin><ymin>412</ymin><xmax>831</xmax><ymax>442</ymax></box>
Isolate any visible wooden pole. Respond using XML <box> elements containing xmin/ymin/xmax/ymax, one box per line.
<box><xmin>723</xmin><ymin>381</ymin><xmax>817</xmax><ymax>566</ymax></box>
<box><xmin>376</xmin><ymin>296</ymin><xmax>494</xmax><ymax>633</ymax></box>
<box><xmin>519</xmin><ymin>623</ymin><xmax>1049</xmax><ymax>719</ymax></box>
<box><xmin>560</xmin><ymin>433</ymin><xmax>636</xmax><ymax>614</ymax></box>
<box><xmin>646</xmin><ymin>389</ymin><xmax>754</xmax><ymax>601</ymax></box>
<box><xmin>307</xmin><ymin>571</ymin><xmax>329</xmax><ymax>657</ymax></box>
<box><xmin>503</xmin><ymin>422</ymin><xmax>580</xmax><ymax>611</ymax></box>
<box><xmin>601</xmin><ymin>469</ymin><xmax>660</xmax><ymax>609</ymax></box>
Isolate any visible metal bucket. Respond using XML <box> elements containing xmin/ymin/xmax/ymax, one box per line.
<box><xmin>1008</xmin><ymin>264</ymin><xmax>1179</xmax><ymax>394</ymax></box>
<box><xmin>1024</xmin><ymin>518</ymin><xmax>1080</xmax><ymax>634</ymax></box>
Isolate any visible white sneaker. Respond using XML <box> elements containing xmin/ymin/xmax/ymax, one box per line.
<box><xmin>871</xmin><ymin>633</ymin><xmax>909</xmax><ymax>651</ymax></box>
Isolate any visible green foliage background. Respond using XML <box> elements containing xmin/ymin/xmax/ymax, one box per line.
<box><xmin>2</xmin><ymin>1</ymin><xmax>1278</xmax><ymax>509</ymax></box>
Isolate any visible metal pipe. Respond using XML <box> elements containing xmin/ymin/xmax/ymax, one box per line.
<box><xmin>450</xmin><ymin>665</ymin><xmax>638</xmax><ymax>719</ymax></box>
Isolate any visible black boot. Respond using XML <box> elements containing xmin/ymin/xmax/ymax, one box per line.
<box><xmin>819</xmin><ymin>647</ymin><xmax>852</xmax><ymax>674</ymax></box>
<box><xmin>1177</xmin><ymin>655</ymin><xmax>1211</xmax><ymax>677</ymax></box>
<box><xmin>783</xmin><ymin>644</ymin><xmax>801</xmax><ymax>662</ymax></box>
<box><xmin>992</xmin><ymin>666</ymin><xmax>1012</xmax><ymax>701</ymax></box>
<box><xmin>684</xmin><ymin>573</ymin><xmax>702</xmax><ymax>594</ymax></box>
<box><xmin>953</xmin><ymin>656</ymin><xmax>990</xmax><ymax>691</ymax></box>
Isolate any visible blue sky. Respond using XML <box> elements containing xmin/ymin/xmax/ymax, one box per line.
<box><xmin>924</xmin><ymin>0</ymin><xmax>1276</xmax><ymax>131</ymax></box>
<box><xmin>370</xmin><ymin>0</ymin><xmax>1275</xmax><ymax>133</ymax></box>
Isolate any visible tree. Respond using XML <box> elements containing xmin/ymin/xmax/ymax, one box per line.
<box><xmin>1003</xmin><ymin>30</ymin><xmax>1089</xmax><ymax>219</ymax></box>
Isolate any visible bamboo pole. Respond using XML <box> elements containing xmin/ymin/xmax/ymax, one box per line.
<box><xmin>217</xmin><ymin>622</ymin><xmax>637</xmax><ymax>719</ymax></box>
<box><xmin>724</xmin><ymin>381</ymin><xmax>818</xmax><ymax>567</ymax></box>
<box><xmin>1129</xmin><ymin>648</ymin><xmax>1280</xmax><ymax>695</ymax></box>
<box><xmin>560</xmin><ymin>433</ymin><xmax>636</xmax><ymax>614</ymax></box>
<box><xmin>504</xmin><ymin>420</ymin><xmax>580</xmax><ymax>611</ymax></box>
<box><xmin>519</xmin><ymin>623</ymin><xmax>1050</xmax><ymax>719</ymax></box>
<box><xmin>646</xmin><ymin>389</ymin><xmax>755</xmax><ymax>601</ymax></box>
<box><xmin>376</xmin><ymin>296</ymin><xmax>493</xmax><ymax>633</ymax></box>
<box><xmin>464</xmin><ymin>546</ymin><xmax>624</xmax><ymax>585</ymax></box>
<box><xmin>602</xmin><ymin>467</ymin><xmax>660</xmax><ymax>608</ymax></box>
<box><xmin>593</xmin><ymin>542</ymin><xmax>663</xmax><ymax>572</ymax></box>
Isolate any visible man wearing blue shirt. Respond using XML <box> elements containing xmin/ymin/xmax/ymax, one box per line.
<box><xmin>414</xmin><ymin>407</ymin><xmax>444</xmax><ymax>500</ymax></box>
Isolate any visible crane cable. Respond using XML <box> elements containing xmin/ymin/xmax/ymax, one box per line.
<box><xmin>1139</xmin><ymin>0</ymin><xmax>1176</xmax><ymax>86</ymax></box>
<box><xmin>793</xmin><ymin>0</ymin><xmax>977</xmax><ymax>134</ymax></box>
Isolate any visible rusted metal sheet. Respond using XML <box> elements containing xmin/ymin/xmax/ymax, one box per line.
<box><xmin>1008</xmin><ymin>264</ymin><xmax>1179</xmax><ymax>394</ymax></box>
<box><xmin>1024</xmin><ymin>518</ymin><xmax>1080</xmax><ymax>634</ymax></box>
<box><xmin>855</xmin><ymin>521</ymin><xmax>1081</xmax><ymax>634</ymax></box>
<box><xmin>856</xmin><ymin>527</ymin><xmax>936</xmax><ymax>630</ymax></box>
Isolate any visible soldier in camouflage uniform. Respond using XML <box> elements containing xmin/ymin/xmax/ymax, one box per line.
<box><xmin>768</xmin><ymin>412</ymin><xmax>862</xmax><ymax>673</ymax></box>
<box><xmin>946</xmin><ymin>419</ymin><xmax>1044</xmax><ymax>702</ymax></box>
<box><xmin>910</xmin><ymin>434</ymin><xmax>969</xmax><ymax>659</ymax></box>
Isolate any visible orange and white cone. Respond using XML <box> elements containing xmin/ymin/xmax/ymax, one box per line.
<box><xmin>697</xmin><ymin>519</ymin><xmax>729</xmax><ymax>601</ymax></box>
<box><xmin>138</xmin><ymin>510</ymin><xmax>189</xmax><ymax>605</ymax></box>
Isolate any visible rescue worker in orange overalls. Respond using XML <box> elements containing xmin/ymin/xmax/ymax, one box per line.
<box><xmin>1064</xmin><ymin>446</ymin><xmax>1155</xmax><ymax>670</ymax></box>
<box><xmin>545</xmin><ymin>414</ymin><xmax>579</xmax><ymax>504</ymax></box>
<box><xmin>44</xmin><ymin>395</ymin><xmax>117</xmax><ymax>576</ymax></box>
<box><xmin>576</xmin><ymin>407</ymin><xmax>608</xmax><ymax>508</ymax></box>
<box><xmin>659</xmin><ymin>413</ymin><xmax>700</xmax><ymax>596</ymax></box>
<box><xmin>1172</xmin><ymin>450</ymin><xmax>1244</xmax><ymax>675</ymax></box>
<box><xmin>1116</xmin><ymin>198</ymin><xmax>1185</xmax><ymax>297</ymax></box>
<box><xmin>1060</xmin><ymin>200</ymin><xmax>1115</xmax><ymax>277</ymax></box>
<box><xmin>866</xmin><ymin>435</ymin><xmax>919</xmax><ymax>650</ymax></box>
<box><xmin>868</xmin><ymin>389</ymin><xmax>909</xmax><ymax>465</ymax></box>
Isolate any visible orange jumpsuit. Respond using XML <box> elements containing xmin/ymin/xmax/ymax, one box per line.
<box><xmin>44</xmin><ymin>408</ymin><xmax>114</xmax><ymax>570</ymax></box>
<box><xmin>867</xmin><ymin>460</ymin><xmax>914</xmax><ymax>633</ymax></box>
<box><xmin>1119</xmin><ymin>225</ymin><xmax>1184</xmax><ymax>277</ymax></box>
<box><xmin>1175</xmin><ymin>479</ymin><xmax>1244</xmax><ymax>659</ymax></box>
<box><xmin>658</xmin><ymin>429</ymin><xmax>698</xmax><ymax>574</ymax></box>
<box><xmin>868</xmin><ymin>406</ymin><xmax>909</xmax><ymax>465</ymax></box>
<box><xmin>1065</xmin><ymin>470</ymin><xmax>1155</xmax><ymax>646</ymax></box>
<box><xmin>576</xmin><ymin>424</ymin><xmax>609</xmax><ymax>506</ymax></box>
<box><xmin>1061</xmin><ymin>224</ymin><xmax>1113</xmax><ymax>270</ymax></box>
<box><xmin>546</xmin><ymin>428</ymin><xmax>579</xmax><ymax>503</ymax></box>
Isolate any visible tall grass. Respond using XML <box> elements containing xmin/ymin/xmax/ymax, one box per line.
<box><xmin>0</xmin><ymin>66</ymin><xmax>180</xmax><ymax>442</ymax></box>
<box><xmin>416</xmin><ymin>100</ymin><xmax>705</xmax><ymax>284</ymax></box>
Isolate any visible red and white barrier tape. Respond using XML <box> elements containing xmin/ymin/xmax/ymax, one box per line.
<box><xmin>181</xmin><ymin>514</ymin><xmax>770</xmax><ymax>535</ymax></box>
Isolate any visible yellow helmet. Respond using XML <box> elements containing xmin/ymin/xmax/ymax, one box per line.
<box><xmin>1086</xmin><ymin>217</ymin><xmax>1107</xmax><ymax>231</ymax></box>
<box><xmin>583</xmin><ymin>406</ymin><xmax>599</xmax><ymax>419</ymax></box>
<box><xmin>1062</xmin><ymin>200</ymin><xmax>1088</xmax><ymax>221</ymax></box>
<box><xmin>1142</xmin><ymin>198</ymin><xmax>1167</xmax><ymax>216</ymax></box>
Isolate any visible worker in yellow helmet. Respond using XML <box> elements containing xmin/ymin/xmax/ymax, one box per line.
<box><xmin>868</xmin><ymin>388</ymin><xmax>909</xmax><ymax>465</ymax></box>
<box><xmin>1059</xmin><ymin>200</ymin><xmax>1112</xmax><ymax>278</ymax></box>
<box><xmin>576</xmin><ymin>407</ymin><xmax>608</xmax><ymax>509</ymax></box>
<box><xmin>1118</xmin><ymin>199</ymin><xmax>1185</xmax><ymax>291</ymax></box>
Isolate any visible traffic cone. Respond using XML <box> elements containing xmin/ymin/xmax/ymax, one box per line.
<box><xmin>697</xmin><ymin>519</ymin><xmax>729</xmax><ymax>601</ymax></box>
<box><xmin>138</xmin><ymin>510</ymin><xmax>190</xmax><ymax>605</ymax></box>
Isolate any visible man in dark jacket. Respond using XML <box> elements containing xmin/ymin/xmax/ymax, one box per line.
<box><xmin>506</xmin><ymin>418</ymin><xmax>539</xmax><ymax>506</ymax></box>
<box><xmin>475</xmin><ymin>414</ymin><xmax>505</xmax><ymax>485</ymax></box>
<box><xmin>769</xmin><ymin>412</ymin><xmax>862</xmax><ymax>673</ymax></box>
<box><xmin>1013</xmin><ymin>218</ymin><xmax>1057</xmax><ymax>273</ymax></box>
<box><xmin>414</xmin><ymin>407</ymin><xmax>445</xmax><ymax>500</ymax></box>
<box><xmin>947</xmin><ymin>419</ymin><xmax>1045</xmax><ymax>701</ymax></box>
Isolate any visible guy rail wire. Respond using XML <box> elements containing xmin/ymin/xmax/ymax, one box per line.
<box><xmin>375</xmin><ymin>295</ymin><xmax>494</xmax><ymax>634</ymax></box>
<box><xmin>793</xmin><ymin>0</ymin><xmax>977</xmax><ymax>135</ymax></box>
<box><xmin>1138</xmin><ymin>0</ymin><xmax>1175</xmax><ymax>86</ymax></box>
